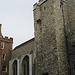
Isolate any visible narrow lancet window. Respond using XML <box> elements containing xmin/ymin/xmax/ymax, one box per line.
<box><xmin>23</xmin><ymin>56</ymin><xmax>29</xmax><ymax>75</ymax></box>
<box><xmin>13</xmin><ymin>60</ymin><xmax>17</xmax><ymax>75</ymax></box>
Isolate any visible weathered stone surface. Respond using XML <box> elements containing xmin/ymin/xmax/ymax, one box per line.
<box><xmin>33</xmin><ymin>0</ymin><xmax>75</xmax><ymax>75</ymax></box>
<box><xmin>11</xmin><ymin>38</ymin><xmax>35</xmax><ymax>59</ymax></box>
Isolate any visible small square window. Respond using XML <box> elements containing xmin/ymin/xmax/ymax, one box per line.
<box><xmin>2</xmin><ymin>65</ymin><xmax>7</xmax><ymax>72</ymax></box>
<box><xmin>1</xmin><ymin>42</ymin><xmax>4</xmax><ymax>49</ymax></box>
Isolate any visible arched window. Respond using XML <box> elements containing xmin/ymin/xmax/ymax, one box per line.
<box><xmin>23</xmin><ymin>56</ymin><xmax>29</xmax><ymax>75</ymax></box>
<box><xmin>1</xmin><ymin>42</ymin><xmax>4</xmax><ymax>49</ymax></box>
<box><xmin>13</xmin><ymin>60</ymin><xmax>17</xmax><ymax>75</ymax></box>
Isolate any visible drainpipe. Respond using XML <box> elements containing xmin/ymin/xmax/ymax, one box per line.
<box><xmin>60</xmin><ymin>0</ymin><xmax>71</xmax><ymax>75</ymax></box>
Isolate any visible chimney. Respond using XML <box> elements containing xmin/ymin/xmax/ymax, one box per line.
<box><xmin>0</xmin><ymin>24</ymin><xmax>2</xmax><ymax>37</ymax></box>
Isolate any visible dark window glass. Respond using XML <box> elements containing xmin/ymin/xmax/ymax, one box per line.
<box><xmin>13</xmin><ymin>60</ymin><xmax>17</xmax><ymax>75</ymax></box>
<box><xmin>2</xmin><ymin>54</ymin><xmax>6</xmax><ymax>60</ymax></box>
<box><xmin>2</xmin><ymin>65</ymin><xmax>7</xmax><ymax>71</ymax></box>
<box><xmin>24</xmin><ymin>63</ymin><xmax>26</xmax><ymax>75</ymax></box>
<box><xmin>1</xmin><ymin>43</ymin><xmax>4</xmax><ymax>49</ymax></box>
<box><xmin>43</xmin><ymin>72</ymin><xmax>48</xmax><ymax>75</ymax></box>
<box><xmin>23</xmin><ymin>56</ymin><xmax>29</xmax><ymax>75</ymax></box>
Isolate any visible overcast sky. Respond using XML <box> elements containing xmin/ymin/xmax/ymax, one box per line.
<box><xmin>0</xmin><ymin>0</ymin><xmax>38</xmax><ymax>49</ymax></box>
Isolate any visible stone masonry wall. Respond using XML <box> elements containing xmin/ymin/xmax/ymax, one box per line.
<box><xmin>33</xmin><ymin>0</ymin><xmax>75</xmax><ymax>75</ymax></box>
<box><xmin>63</xmin><ymin>0</ymin><xmax>75</xmax><ymax>75</ymax></box>
<box><xmin>34</xmin><ymin>0</ymin><xmax>58</xmax><ymax>75</ymax></box>
<box><xmin>59</xmin><ymin>0</ymin><xmax>75</xmax><ymax>75</ymax></box>
<box><xmin>54</xmin><ymin>0</ymin><xmax>69</xmax><ymax>75</ymax></box>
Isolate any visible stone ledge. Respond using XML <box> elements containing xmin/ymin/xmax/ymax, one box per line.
<box><xmin>33</xmin><ymin>3</ymin><xmax>38</xmax><ymax>10</ymax></box>
<box><xmin>38</xmin><ymin>0</ymin><xmax>47</xmax><ymax>5</ymax></box>
<box><xmin>33</xmin><ymin>0</ymin><xmax>47</xmax><ymax>10</ymax></box>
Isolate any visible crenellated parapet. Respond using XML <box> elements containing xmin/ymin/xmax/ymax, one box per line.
<box><xmin>0</xmin><ymin>36</ymin><xmax>13</xmax><ymax>43</ymax></box>
<box><xmin>0</xmin><ymin>24</ymin><xmax>13</xmax><ymax>43</ymax></box>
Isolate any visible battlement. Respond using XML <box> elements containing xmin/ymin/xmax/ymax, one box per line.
<box><xmin>33</xmin><ymin>0</ymin><xmax>47</xmax><ymax>10</ymax></box>
<box><xmin>0</xmin><ymin>36</ymin><xmax>13</xmax><ymax>43</ymax></box>
<box><xmin>0</xmin><ymin>24</ymin><xmax>13</xmax><ymax>43</ymax></box>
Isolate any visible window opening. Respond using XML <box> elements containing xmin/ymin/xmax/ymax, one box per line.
<box><xmin>43</xmin><ymin>72</ymin><xmax>48</xmax><ymax>75</ymax></box>
<box><xmin>1</xmin><ymin>42</ymin><xmax>4</xmax><ymax>49</ymax></box>
<box><xmin>2</xmin><ymin>65</ymin><xmax>7</xmax><ymax>72</ymax></box>
<box><xmin>2</xmin><ymin>54</ymin><xmax>6</xmax><ymax>60</ymax></box>
<box><xmin>37</xmin><ymin>19</ymin><xmax>41</xmax><ymax>24</ymax></box>
<box><xmin>23</xmin><ymin>56</ymin><xmax>29</xmax><ymax>75</ymax></box>
<box><xmin>44</xmin><ymin>7</ymin><xmax>46</xmax><ymax>10</ymax></box>
<box><xmin>13</xmin><ymin>60</ymin><xmax>17</xmax><ymax>75</ymax></box>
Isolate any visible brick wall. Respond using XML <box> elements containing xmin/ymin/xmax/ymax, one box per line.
<box><xmin>0</xmin><ymin>24</ymin><xmax>13</xmax><ymax>75</ymax></box>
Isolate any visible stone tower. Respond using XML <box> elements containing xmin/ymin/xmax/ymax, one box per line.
<box><xmin>33</xmin><ymin>0</ymin><xmax>75</xmax><ymax>75</ymax></box>
<box><xmin>0</xmin><ymin>24</ymin><xmax>13</xmax><ymax>75</ymax></box>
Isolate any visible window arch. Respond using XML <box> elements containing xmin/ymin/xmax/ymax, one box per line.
<box><xmin>13</xmin><ymin>60</ymin><xmax>17</xmax><ymax>75</ymax></box>
<box><xmin>23</xmin><ymin>56</ymin><xmax>29</xmax><ymax>75</ymax></box>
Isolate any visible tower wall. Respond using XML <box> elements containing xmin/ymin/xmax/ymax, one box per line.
<box><xmin>0</xmin><ymin>24</ymin><xmax>13</xmax><ymax>75</ymax></box>
<box><xmin>33</xmin><ymin>0</ymin><xmax>75</xmax><ymax>75</ymax></box>
<box><xmin>63</xmin><ymin>0</ymin><xmax>75</xmax><ymax>74</ymax></box>
<box><xmin>34</xmin><ymin>0</ymin><xmax>58</xmax><ymax>75</ymax></box>
<box><xmin>54</xmin><ymin>0</ymin><xmax>69</xmax><ymax>75</ymax></box>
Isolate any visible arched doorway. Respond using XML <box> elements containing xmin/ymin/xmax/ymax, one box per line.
<box><xmin>23</xmin><ymin>56</ymin><xmax>29</xmax><ymax>75</ymax></box>
<box><xmin>13</xmin><ymin>60</ymin><xmax>17</xmax><ymax>75</ymax></box>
